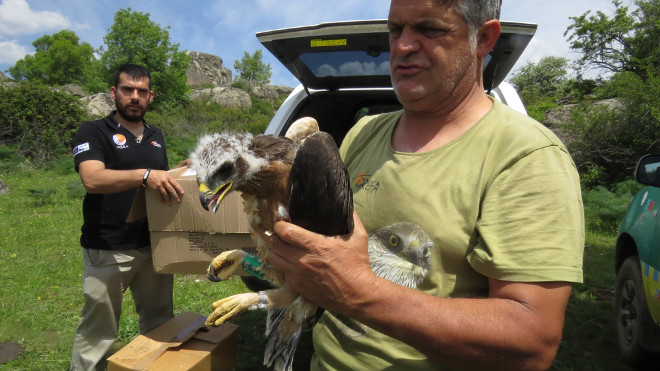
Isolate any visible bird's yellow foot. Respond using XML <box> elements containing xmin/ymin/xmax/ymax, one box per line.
<box><xmin>207</xmin><ymin>249</ymin><xmax>248</xmax><ymax>282</ymax></box>
<box><xmin>205</xmin><ymin>292</ymin><xmax>259</xmax><ymax>326</ymax></box>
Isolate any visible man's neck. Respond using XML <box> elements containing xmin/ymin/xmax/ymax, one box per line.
<box><xmin>392</xmin><ymin>87</ymin><xmax>493</xmax><ymax>153</ymax></box>
<box><xmin>114</xmin><ymin>112</ymin><xmax>143</xmax><ymax>130</ymax></box>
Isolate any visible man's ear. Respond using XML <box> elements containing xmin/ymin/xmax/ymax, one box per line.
<box><xmin>476</xmin><ymin>19</ymin><xmax>501</xmax><ymax>58</ymax></box>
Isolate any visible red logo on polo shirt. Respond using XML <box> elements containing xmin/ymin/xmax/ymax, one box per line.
<box><xmin>113</xmin><ymin>134</ymin><xmax>127</xmax><ymax>146</ymax></box>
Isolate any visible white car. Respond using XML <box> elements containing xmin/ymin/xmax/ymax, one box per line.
<box><xmin>258</xmin><ymin>19</ymin><xmax>537</xmax><ymax>139</ymax></box>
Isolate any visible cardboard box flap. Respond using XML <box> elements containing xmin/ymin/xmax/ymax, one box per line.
<box><xmin>107</xmin><ymin>311</ymin><xmax>239</xmax><ymax>371</ymax></box>
<box><xmin>127</xmin><ymin>167</ymin><xmax>250</xmax><ymax>233</ymax></box>
<box><xmin>193</xmin><ymin>324</ymin><xmax>240</xmax><ymax>344</ymax></box>
<box><xmin>111</xmin><ymin>312</ymin><xmax>206</xmax><ymax>369</ymax></box>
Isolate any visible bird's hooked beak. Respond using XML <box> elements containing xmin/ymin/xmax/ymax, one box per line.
<box><xmin>199</xmin><ymin>181</ymin><xmax>233</xmax><ymax>213</ymax></box>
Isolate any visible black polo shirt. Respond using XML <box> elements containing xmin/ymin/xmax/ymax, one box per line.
<box><xmin>72</xmin><ymin>111</ymin><xmax>169</xmax><ymax>250</ymax></box>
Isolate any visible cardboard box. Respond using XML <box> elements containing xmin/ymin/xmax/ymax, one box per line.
<box><xmin>128</xmin><ymin>167</ymin><xmax>256</xmax><ymax>274</ymax></box>
<box><xmin>108</xmin><ymin>311</ymin><xmax>239</xmax><ymax>371</ymax></box>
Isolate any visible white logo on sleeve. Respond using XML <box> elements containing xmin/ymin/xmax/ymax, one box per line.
<box><xmin>73</xmin><ymin>142</ymin><xmax>90</xmax><ymax>157</ymax></box>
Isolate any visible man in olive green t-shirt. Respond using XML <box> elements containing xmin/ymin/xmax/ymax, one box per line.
<box><xmin>266</xmin><ymin>1</ymin><xmax>584</xmax><ymax>370</ymax></box>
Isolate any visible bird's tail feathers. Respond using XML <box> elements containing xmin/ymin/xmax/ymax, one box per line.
<box><xmin>264</xmin><ymin>308</ymin><xmax>301</xmax><ymax>371</ymax></box>
<box><xmin>264</xmin><ymin>297</ymin><xmax>317</xmax><ymax>371</ymax></box>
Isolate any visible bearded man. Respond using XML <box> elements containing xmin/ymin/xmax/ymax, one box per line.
<box><xmin>70</xmin><ymin>64</ymin><xmax>185</xmax><ymax>371</ymax></box>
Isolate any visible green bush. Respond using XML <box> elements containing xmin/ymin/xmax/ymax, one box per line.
<box><xmin>148</xmin><ymin>95</ymin><xmax>278</xmax><ymax>162</ymax></box>
<box><xmin>1</xmin><ymin>79</ymin><xmax>282</xmax><ymax>172</ymax></box>
<box><xmin>582</xmin><ymin>180</ymin><xmax>641</xmax><ymax>233</ymax></box>
<box><xmin>0</xmin><ymin>82</ymin><xmax>87</xmax><ymax>165</ymax></box>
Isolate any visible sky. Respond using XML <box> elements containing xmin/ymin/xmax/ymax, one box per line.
<box><xmin>0</xmin><ymin>0</ymin><xmax>623</xmax><ymax>87</ymax></box>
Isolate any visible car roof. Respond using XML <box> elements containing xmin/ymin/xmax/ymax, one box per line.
<box><xmin>257</xmin><ymin>19</ymin><xmax>537</xmax><ymax>91</ymax></box>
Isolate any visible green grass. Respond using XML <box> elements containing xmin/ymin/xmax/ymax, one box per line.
<box><xmin>0</xmin><ymin>160</ymin><xmax>642</xmax><ymax>370</ymax></box>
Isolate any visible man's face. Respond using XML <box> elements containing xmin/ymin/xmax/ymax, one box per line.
<box><xmin>388</xmin><ymin>0</ymin><xmax>479</xmax><ymax>112</ymax></box>
<box><xmin>111</xmin><ymin>73</ymin><xmax>153</xmax><ymax>123</ymax></box>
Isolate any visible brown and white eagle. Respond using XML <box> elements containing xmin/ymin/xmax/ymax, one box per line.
<box><xmin>190</xmin><ymin>117</ymin><xmax>353</xmax><ymax>370</ymax></box>
<box><xmin>190</xmin><ymin>117</ymin><xmax>435</xmax><ymax>370</ymax></box>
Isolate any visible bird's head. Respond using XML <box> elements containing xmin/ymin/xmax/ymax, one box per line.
<box><xmin>189</xmin><ymin>132</ymin><xmax>268</xmax><ymax>213</ymax></box>
<box><xmin>372</xmin><ymin>222</ymin><xmax>433</xmax><ymax>272</ymax></box>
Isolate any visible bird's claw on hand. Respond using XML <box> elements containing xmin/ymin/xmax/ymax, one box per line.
<box><xmin>206</xmin><ymin>250</ymin><xmax>248</xmax><ymax>282</ymax></box>
<box><xmin>206</xmin><ymin>265</ymin><xmax>224</xmax><ymax>282</ymax></box>
<box><xmin>205</xmin><ymin>293</ymin><xmax>257</xmax><ymax>327</ymax></box>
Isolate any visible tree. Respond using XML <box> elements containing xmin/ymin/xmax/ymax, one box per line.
<box><xmin>234</xmin><ymin>50</ymin><xmax>272</xmax><ymax>84</ymax></box>
<box><xmin>563</xmin><ymin>0</ymin><xmax>660</xmax><ymax>184</ymax></box>
<box><xmin>510</xmin><ymin>56</ymin><xmax>570</xmax><ymax>100</ymax></box>
<box><xmin>102</xmin><ymin>8</ymin><xmax>190</xmax><ymax>111</ymax></box>
<box><xmin>565</xmin><ymin>0</ymin><xmax>659</xmax><ymax>78</ymax></box>
<box><xmin>8</xmin><ymin>30</ymin><xmax>105</xmax><ymax>92</ymax></box>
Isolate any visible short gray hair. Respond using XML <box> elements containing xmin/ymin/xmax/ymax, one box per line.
<box><xmin>437</xmin><ymin>0</ymin><xmax>501</xmax><ymax>45</ymax></box>
<box><xmin>456</xmin><ymin>0</ymin><xmax>501</xmax><ymax>31</ymax></box>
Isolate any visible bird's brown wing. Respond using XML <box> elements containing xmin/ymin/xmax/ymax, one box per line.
<box><xmin>288</xmin><ymin>131</ymin><xmax>354</xmax><ymax>236</ymax></box>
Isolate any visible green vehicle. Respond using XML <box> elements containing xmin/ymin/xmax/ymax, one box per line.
<box><xmin>615</xmin><ymin>154</ymin><xmax>660</xmax><ymax>365</ymax></box>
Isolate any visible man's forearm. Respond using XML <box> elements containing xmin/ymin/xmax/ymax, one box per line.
<box><xmin>83</xmin><ymin>168</ymin><xmax>147</xmax><ymax>194</ymax></box>
<box><xmin>342</xmin><ymin>276</ymin><xmax>568</xmax><ymax>370</ymax></box>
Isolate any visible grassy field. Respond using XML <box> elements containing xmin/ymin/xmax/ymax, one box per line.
<box><xmin>0</xmin><ymin>160</ymin><xmax>638</xmax><ymax>370</ymax></box>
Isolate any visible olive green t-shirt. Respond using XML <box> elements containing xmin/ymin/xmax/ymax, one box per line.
<box><xmin>311</xmin><ymin>99</ymin><xmax>585</xmax><ymax>370</ymax></box>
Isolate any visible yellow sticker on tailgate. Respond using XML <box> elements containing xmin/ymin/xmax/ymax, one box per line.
<box><xmin>311</xmin><ymin>39</ymin><xmax>347</xmax><ymax>47</ymax></box>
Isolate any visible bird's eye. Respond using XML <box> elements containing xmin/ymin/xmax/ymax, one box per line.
<box><xmin>218</xmin><ymin>162</ymin><xmax>234</xmax><ymax>178</ymax></box>
<box><xmin>388</xmin><ymin>235</ymin><xmax>399</xmax><ymax>247</ymax></box>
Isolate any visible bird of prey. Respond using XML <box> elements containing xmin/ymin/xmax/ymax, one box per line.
<box><xmin>189</xmin><ymin>117</ymin><xmax>353</xmax><ymax>371</ymax></box>
<box><xmin>328</xmin><ymin>222</ymin><xmax>433</xmax><ymax>339</ymax></box>
<box><xmin>368</xmin><ymin>222</ymin><xmax>433</xmax><ymax>290</ymax></box>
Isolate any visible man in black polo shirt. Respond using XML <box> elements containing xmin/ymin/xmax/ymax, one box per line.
<box><xmin>70</xmin><ymin>64</ymin><xmax>185</xmax><ymax>371</ymax></box>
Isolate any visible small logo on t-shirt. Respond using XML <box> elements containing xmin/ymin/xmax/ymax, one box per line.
<box><xmin>151</xmin><ymin>141</ymin><xmax>162</xmax><ymax>148</ymax></box>
<box><xmin>113</xmin><ymin>134</ymin><xmax>127</xmax><ymax>146</ymax></box>
<box><xmin>353</xmin><ymin>171</ymin><xmax>379</xmax><ymax>192</ymax></box>
<box><xmin>73</xmin><ymin>142</ymin><xmax>90</xmax><ymax>157</ymax></box>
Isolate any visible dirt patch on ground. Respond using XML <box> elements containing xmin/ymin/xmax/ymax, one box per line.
<box><xmin>0</xmin><ymin>342</ymin><xmax>24</xmax><ymax>364</ymax></box>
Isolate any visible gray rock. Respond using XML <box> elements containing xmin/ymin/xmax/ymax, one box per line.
<box><xmin>544</xmin><ymin>98</ymin><xmax>624</xmax><ymax>127</ymax></box>
<box><xmin>189</xmin><ymin>87</ymin><xmax>252</xmax><ymax>109</ymax></box>
<box><xmin>0</xmin><ymin>180</ymin><xmax>9</xmax><ymax>195</ymax></box>
<box><xmin>273</xmin><ymin>85</ymin><xmax>293</xmax><ymax>96</ymax></box>
<box><xmin>250</xmin><ymin>84</ymin><xmax>280</xmax><ymax>101</ymax></box>
<box><xmin>56</xmin><ymin>83</ymin><xmax>86</xmax><ymax>97</ymax></box>
<box><xmin>81</xmin><ymin>93</ymin><xmax>114</xmax><ymax>118</ymax></box>
<box><xmin>0</xmin><ymin>81</ymin><xmax>19</xmax><ymax>89</ymax></box>
<box><xmin>543</xmin><ymin>98</ymin><xmax>625</xmax><ymax>145</ymax></box>
<box><xmin>185</xmin><ymin>51</ymin><xmax>232</xmax><ymax>87</ymax></box>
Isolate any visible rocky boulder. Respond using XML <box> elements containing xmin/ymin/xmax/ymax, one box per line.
<box><xmin>543</xmin><ymin>98</ymin><xmax>625</xmax><ymax>145</ymax></box>
<box><xmin>56</xmin><ymin>83</ymin><xmax>86</xmax><ymax>97</ymax></box>
<box><xmin>185</xmin><ymin>51</ymin><xmax>232</xmax><ymax>87</ymax></box>
<box><xmin>544</xmin><ymin>98</ymin><xmax>624</xmax><ymax>128</ymax></box>
<box><xmin>0</xmin><ymin>179</ymin><xmax>9</xmax><ymax>195</ymax></box>
<box><xmin>81</xmin><ymin>93</ymin><xmax>114</xmax><ymax>118</ymax></box>
<box><xmin>189</xmin><ymin>87</ymin><xmax>252</xmax><ymax>109</ymax></box>
<box><xmin>249</xmin><ymin>84</ymin><xmax>293</xmax><ymax>101</ymax></box>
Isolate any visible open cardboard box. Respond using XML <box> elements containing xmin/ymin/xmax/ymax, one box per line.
<box><xmin>128</xmin><ymin>167</ymin><xmax>256</xmax><ymax>274</ymax></box>
<box><xmin>107</xmin><ymin>311</ymin><xmax>238</xmax><ymax>371</ymax></box>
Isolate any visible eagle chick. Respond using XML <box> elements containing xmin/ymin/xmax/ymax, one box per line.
<box><xmin>190</xmin><ymin>117</ymin><xmax>352</xmax><ymax>371</ymax></box>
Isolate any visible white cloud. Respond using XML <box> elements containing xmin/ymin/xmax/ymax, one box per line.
<box><xmin>0</xmin><ymin>0</ymin><xmax>70</xmax><ymax>36</ymax></box>
<box><xmin>0</xmin><ymin>39</ymin><xmax>31</xmax><ymax>64</ymax></box>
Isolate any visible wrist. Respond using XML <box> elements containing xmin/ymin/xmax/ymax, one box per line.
<box><xmin>142</xmin><ymin>168</ymin><xmax>151</xmax><ymax>188</ymax></box>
